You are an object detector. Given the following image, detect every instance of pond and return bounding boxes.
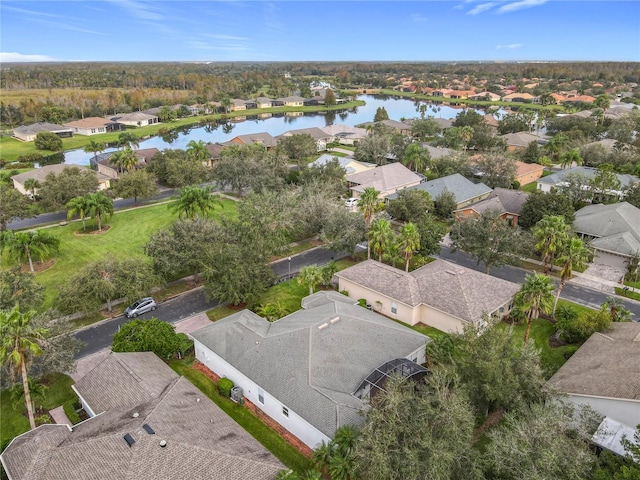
[62,95,499,166]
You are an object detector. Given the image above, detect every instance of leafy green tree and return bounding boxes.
[368,219,395,263]
[112,318,191,359]
[532,215,572,273]
[475,152,517,188]
[430,153,473,179]
[520,141,542,164]
[415,214,446,256]
[387,189,433,223]
[109,147,139,174]
[450,210,527,273]
[112,169,159,204]
[186,140,211,163]
[170,185,222,219]
[519,190,575,230]
[497,112,530,135]
[354,373,479,480]
[410,117,441,139]
[515,273,555,343]
[320,207,367,256]
[590,163,622,203]
[353,132,391,166]
[453,109,483,128]
[0,306,47,429]
[38,167,99,212]
[1,229,60,272]
[34,131,63,151]
[401,143,430,173]
[398,222,420,272]
[297,265,324,295]
[158,105,177,123]
[276,134,318,166]
[58,258,158,314]
[373,106,389,122]
[434,189,457,219]
[556,304,613,343]
[482,402,598,480]
[358,187,385,258]
[324,88,336,107]
[148,149,210,188]
[0,267,44,311]
[22,178,40,198]
[0,184,34,230]
[553,237,592,315]
[593,94,611,125]
[85,191,114,231]
[623,181,640,208]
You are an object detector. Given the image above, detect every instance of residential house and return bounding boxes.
[573,202,640,270]
[563,95,596,105]
[110,112,158,127]
[432,117,454,132]
[501,131,549,151]
[422,144,455,160]
[11,164,110,196]
[536,166,639,196]
[277,96,305,107]
[387,173,492,209]
[310,154,375,175]
[95,148,160,179]
[227,132,278,150]
[482,114,500,130]
[320,124,368,146]
[278,127,332,152]
[335,259,520,333]
[229,99,247,111]
[255,97,274,109]
[357,119,412,135]
[454,188,529,226]
[515,161,545,186]
[13,122,73,142]
[547,322,640,430]
[346,162,422,199]
[63,117,125,136]
[501,92,539,103]
[205,143,225,167]
[447,89,476,99]
[470,92,502,101]
[191,292,429,450]
[0,352,283,480]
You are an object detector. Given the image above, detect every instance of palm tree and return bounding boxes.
[1,229,60,272]
[66,195,89,230]
[186,140,211,164]
[603,296,633,323]
[297,265,323,295]
[255,302,289,322]
[593,95,610,125]
[83,140,105,162]
[368,219,394,263]
[401,143,430,173]
[515,273,555,344]
[311,440,335,472]
[553,237,592,315]
[11,377,47,412]
[170,186,222,219]
[0,306,48,429]
[559,148,583,169]
[532,215,571,274]
[22,178,40,198]
[85,191,114,231]
[357,187,384,259]
[118,132,140,150]
[397,222,420,272]
[109,148,139,174]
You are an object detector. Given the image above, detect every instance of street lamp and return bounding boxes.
[288,257,292,280]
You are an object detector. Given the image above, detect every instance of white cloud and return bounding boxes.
[411,13,428,22]
[0,52,57,62]
[497,0,549,14]
[496,43,523,49]
[107,0,164,21]
[467,2,497,15]
[204,34,249,41]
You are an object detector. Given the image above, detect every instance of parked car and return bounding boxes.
[124,297,157,318]
[345,197,358,207]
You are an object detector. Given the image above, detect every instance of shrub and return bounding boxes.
[556,306,612,343]
[357,298,367,307]
[218,377,234,398]
[63,399,82,424]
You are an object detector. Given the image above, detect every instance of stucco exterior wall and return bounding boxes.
[338,278,417,325]
[567,394,640,427]
[418,305,466,333]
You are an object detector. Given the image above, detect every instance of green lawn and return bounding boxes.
[8,200,237,309]
[167,357,311,473]
[520,182,539,193]
[1,373,77,450]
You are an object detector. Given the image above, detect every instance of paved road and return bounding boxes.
[8,189,177,230]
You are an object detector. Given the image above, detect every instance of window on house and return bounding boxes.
[391,302,397,314]
[282,406,289,417]
[258,388,264,404]
[91,129,96,133]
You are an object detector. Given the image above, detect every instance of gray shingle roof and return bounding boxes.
[346,163,421,195]
[458,188,529,216]
[574,202,640,256]
[500,131,549,148]
[11,164,91,185]
[191,300,428,438]
[1,353,282,480]
[335,260,520,324]
[547,322,640,400]
[538,166,639,189]
[13,122,72,135]
[387,173,491,204]
[279,127,331,141]
[230,132,277,147]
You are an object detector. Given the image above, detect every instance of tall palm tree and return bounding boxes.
[186,140,211,164]
[109,148,139,174]
[83,140,105,162]
[66,195,90,230]
[117,132,140,150]
[593,95,610,125]
[85,192,114,231]
[11,377,47,412]
[515,273,555,344]
[297,265,323,295]
[1,230,60,272]
[401,143,430,173]
[170,186,222,219]
[397,222,420,272]
[357,187,384,259]
[22,178,40,198]
[0,306,48,429]
[603,296,633,322]
[559,148,583,169]
[553,237,592,315]
[368,219,395,263]
[532,215,571,274]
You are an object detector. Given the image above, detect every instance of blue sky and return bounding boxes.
[1,1,639,62]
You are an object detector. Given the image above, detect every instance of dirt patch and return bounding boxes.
[474,408,504,441]
[21,258,55,273]
[548,334,565,348]
[75,225,111,235]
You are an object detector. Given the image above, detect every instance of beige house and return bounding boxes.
[278,96,305,107]
[515,161,545,186]
[109,112,158,127]
[63,117,124,136]
[12,164,110,196]
[96,148,160,179]
[310,154,375,175]
[335,260,520,333]
[346,163,421,199]
[13,122,73,142]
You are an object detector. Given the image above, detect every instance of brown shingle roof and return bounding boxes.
[346,163,421,195]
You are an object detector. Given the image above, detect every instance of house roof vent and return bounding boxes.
[124,433,136,448]
[142,424,155,435]
[159,440,167,448]
[132,412,139,418]
[318,323,329,330]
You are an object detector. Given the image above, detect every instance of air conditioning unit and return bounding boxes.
[230,386,244,404]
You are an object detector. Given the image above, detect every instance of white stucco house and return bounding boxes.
[191,291,429,450]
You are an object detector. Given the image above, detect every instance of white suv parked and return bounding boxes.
[124,297,157,318]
